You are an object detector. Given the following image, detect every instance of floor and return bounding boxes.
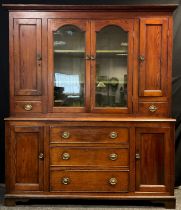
[0,185,181,209]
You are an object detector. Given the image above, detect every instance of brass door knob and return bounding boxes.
[85,55,90,60]
[109,131,118,139]
[149,105,157,113]
[62,131,70,139]
[109,153,118,161]
[24,104,33,111]
[136,153,140,160]
[91,55,96,60]
[61,177,70,185]
[39,153,44,160]
[138,55,145,62]
[62,152,71,160]
[109,177,117,185]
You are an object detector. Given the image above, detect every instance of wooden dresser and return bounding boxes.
[3,4,177,208]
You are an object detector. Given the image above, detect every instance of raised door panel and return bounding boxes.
[10,126,44,191]
[135,127,171,192]
[14,19,42,96]
[91,20,134,113]
[139,18,168,98]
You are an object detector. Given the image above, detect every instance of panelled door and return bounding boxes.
[9,125,44,191]
[48,19,134,113]
[14,19,42,96]
[139,18,168,99]
[135,127,172,192]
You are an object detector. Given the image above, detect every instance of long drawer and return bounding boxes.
[50,147,129,167]
[50,170,129,192]
[50,126,129,143]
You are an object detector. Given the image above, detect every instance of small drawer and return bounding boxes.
[50,170,129,192]
[50,147,129,167]
[139,102,169,116]
[50,127,128,143]
[15,101,42,113]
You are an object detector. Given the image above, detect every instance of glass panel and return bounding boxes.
[53,25,85,107]
[95,26,128,108]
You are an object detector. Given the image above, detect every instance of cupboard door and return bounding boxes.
[14,19,42,96]
[10,126,44,191]
[48,19,90,113]
[139,18,168,98]
[91,20,134,113]
[135,127,172,192]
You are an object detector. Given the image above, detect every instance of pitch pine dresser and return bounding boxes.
[3,3,178,208]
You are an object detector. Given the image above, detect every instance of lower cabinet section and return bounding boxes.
[5,119,175,208]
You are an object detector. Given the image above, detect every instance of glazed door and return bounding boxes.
[135,127,172,192]
[9,125,44,191]
[91,20,134,113]
[48,19,90,113]
[14,19,42,96]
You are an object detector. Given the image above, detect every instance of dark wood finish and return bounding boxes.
[15,101,42,113]
[135,127,172,192]
[138,102,169,116]
[50,126,128,143]
[8,125,44,192]
[4,4,176,208]
[50,170,129,192]
[50,147,129,167]
[2,4,178,11]
[139,18,168,99]
[14,19,42,96]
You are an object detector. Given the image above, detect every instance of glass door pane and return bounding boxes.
[95,26,128,108]
[53,25,85,107]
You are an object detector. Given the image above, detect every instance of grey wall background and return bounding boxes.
[1,0,181,185]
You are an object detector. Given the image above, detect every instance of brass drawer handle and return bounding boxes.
[39,153,44,160]
[109,131,118,139]
[109,177,117,185]
[62,131,70,139]
[149,105,157,113]
[62,152,70,160]
[24,104,33,111]
[109,153,118,161]
[61,177,70,185]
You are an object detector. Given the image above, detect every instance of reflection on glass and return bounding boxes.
[53,25,85,107]
[95,26,128,108]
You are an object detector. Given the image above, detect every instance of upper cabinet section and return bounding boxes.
[139,18,168,98]
[14,19,42,96]
[6,4,175,116]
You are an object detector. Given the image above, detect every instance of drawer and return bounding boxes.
[50,170,129,192]
[50,147,129,167]
[50,127,128,143]
[15,101,42,113]
[139,102,169,116]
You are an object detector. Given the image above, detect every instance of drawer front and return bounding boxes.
[50,170,129,192]
[139,102,169,116]
[50,147,129,167]
[50,127,128,143]
[15,101,42,113]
